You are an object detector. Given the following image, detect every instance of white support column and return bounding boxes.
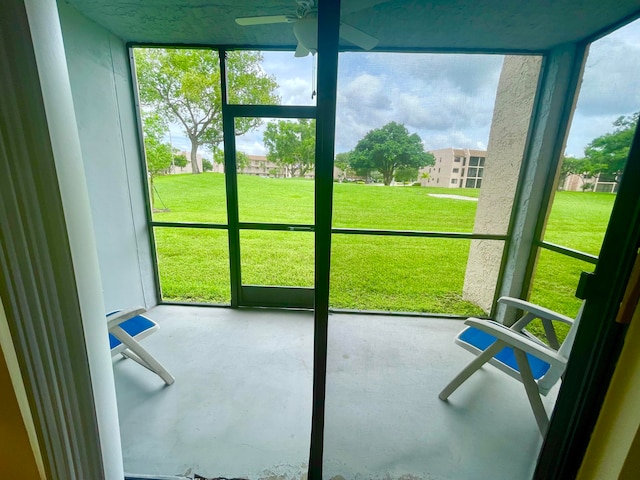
[0,1,123,478]
[463,56,543,313]
[497,44,588,323]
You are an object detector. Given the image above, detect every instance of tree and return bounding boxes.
[141,112,173,208]
[349,122,435,185]
[558,155,599,190]
[213,148,249,172]
[334,152,354,181]
[583,112,638,177]
[263,119,316,177]
[134,48,279,174]
[173,153,188,168]
[581,181,594,192]
[559,112,637,191]
[394,166,419,184]
[236,151,250,172]
[213,147,225,167]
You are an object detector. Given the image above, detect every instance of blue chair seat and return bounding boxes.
[459,326,551,380]
[108,311,156,350]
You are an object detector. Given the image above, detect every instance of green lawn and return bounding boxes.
[152,173,615,325]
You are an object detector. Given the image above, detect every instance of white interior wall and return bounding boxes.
[2,0,126,476]
[58,2,156,311]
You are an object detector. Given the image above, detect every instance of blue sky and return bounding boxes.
[169,17,640,160]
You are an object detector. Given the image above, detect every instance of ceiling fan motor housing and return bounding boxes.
[293,16,318,53]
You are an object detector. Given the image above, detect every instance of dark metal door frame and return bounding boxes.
[220,54,317,309]
[534,98,640,479]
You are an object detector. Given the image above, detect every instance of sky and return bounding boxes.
[168,18,640,160]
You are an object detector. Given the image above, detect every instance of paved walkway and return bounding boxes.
[428,194,479,202]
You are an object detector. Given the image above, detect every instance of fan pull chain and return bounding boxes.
[311,53,317,99]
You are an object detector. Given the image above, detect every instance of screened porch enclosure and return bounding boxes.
[126,44,561,479]
[143,50,542,317]
[50,1,640,480]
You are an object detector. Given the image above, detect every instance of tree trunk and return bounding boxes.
[190,139,201,174]
[383,170,393,186]
[149,174,155,210]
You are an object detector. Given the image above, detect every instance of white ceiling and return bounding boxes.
[63,0,640,52]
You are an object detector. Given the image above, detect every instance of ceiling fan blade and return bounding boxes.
[235,15,291,26]
[295,42,310,57]
[340,22,378,50]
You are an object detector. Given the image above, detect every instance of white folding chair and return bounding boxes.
[439,296,584,434]
[108,307,175,385]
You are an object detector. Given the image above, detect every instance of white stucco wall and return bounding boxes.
[463,56,542,312]
[58,3,156,311]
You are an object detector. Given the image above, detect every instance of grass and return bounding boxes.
[152,173,615,325]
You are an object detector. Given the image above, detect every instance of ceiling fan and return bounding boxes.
[235,0,379,57]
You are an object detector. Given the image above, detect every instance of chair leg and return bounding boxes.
[513,349,549,435]
[439,341,505,400]
[121,349,156,372]
[111,326,175,385]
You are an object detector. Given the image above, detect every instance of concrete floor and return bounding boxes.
[113,306,559,480]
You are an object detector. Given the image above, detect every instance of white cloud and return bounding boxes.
[334,52,502,152]
[236,124,268,156]
[165,19,640,162]
[564,18,640,156]
[236,138,267,156]
[279,77,315,105]
[422,131,479,152]
[262,51,316,106]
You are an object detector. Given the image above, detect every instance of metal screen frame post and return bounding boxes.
[220,48,243,307]
[308,0,340,478]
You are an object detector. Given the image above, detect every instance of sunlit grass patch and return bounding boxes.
[152,172,614,322]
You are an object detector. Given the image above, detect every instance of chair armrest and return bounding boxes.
[498,296,574,325]
[107,307,147,329]
[465,318,567,367]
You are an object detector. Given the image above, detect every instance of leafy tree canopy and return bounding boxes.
[334,152,351,172]
[583,112,638,176]
[558,155,599,191]
[334,151,355,179]
[141,112,173,208]
[560,155,600,178]
[394,166,419,184]
[213,148,225,166]
[135,48,279,174]
[173,153,188,168]
[263,119,316,177]
[236,151,250,172]
[213,148,250,172]
[349,122,434,185]
[560,112,638,190]
[142,112,173,177]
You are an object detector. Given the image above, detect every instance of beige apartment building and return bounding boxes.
[241,154,287,177]
[169,152,318,178]
[420,148,487,188]
[562,173,619,192]
[170,153,281,176]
